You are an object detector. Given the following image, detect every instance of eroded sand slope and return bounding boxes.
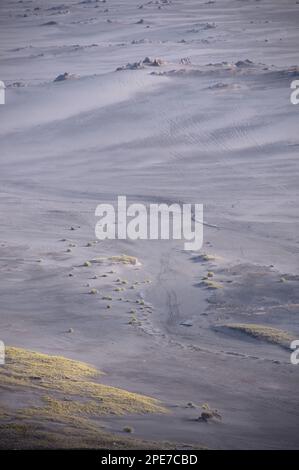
[0,0,299,449]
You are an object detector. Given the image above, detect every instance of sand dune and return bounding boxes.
[0,0,299,449]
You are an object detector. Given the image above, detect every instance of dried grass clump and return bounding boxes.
[89,255,140,266]
[128,314,140,326]
[89,288,99,295]
[109,255,140,266]
[198,403,221,422]
[0,347,166,418]
[201,279,223,290]
[224,323,294,348]
[123,426,134,433]
[0,350,205,449]
[201,254,216,262]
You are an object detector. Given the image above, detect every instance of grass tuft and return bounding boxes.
[201,279,223,290]
[109,255,140,266]
[201,254,216,262]
[198,403,221,422]
[224,323,294,348]
[89,288,99,295]
[123,426,134,433]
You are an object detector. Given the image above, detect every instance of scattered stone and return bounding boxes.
[116,57,165,71]
[180,57,191,65]
[180,320,193,327]
[41,21,58,26]
[54,72,77,82]
[235,59,254,68]
[186,402,196,408]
